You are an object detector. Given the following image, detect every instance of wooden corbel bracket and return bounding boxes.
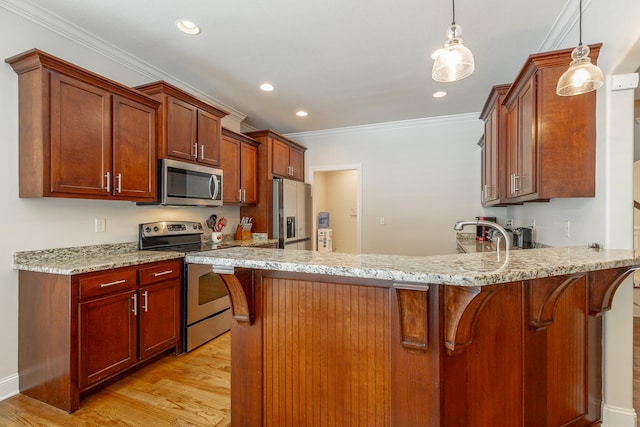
[220,273,254,325]
[588,266,639,316]
[443,284,501,354]
[528,274,585,329]
[393,283,430,351]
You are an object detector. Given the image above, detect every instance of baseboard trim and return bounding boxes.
[602,403,637,427]
[0,373,19,401]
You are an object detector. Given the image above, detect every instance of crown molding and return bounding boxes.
[285,112,481,140]
[538,0,594,52]
[0,0,247,124]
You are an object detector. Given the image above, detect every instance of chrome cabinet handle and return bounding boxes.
[100,279,125,288]
[192,143,198,158]
[105,172,111,193]
[142,291,148,313]
[238,189,243,202]
[153,270,173,277]
[200,144,205,160]
[514,174,521,192]
[131,294,138,316]
[116,173,122,193]
[242,189,246,202]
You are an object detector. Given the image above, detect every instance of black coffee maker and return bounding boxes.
[513,226,533,249]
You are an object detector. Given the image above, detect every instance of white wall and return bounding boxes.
[291,115,494,256]
[0,7,243,399]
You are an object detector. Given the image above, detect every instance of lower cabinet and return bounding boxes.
[18,258,182,412]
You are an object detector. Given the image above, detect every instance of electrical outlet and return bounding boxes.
[379,216,385,225]
[95,218,106,233]
[505,219,513,228]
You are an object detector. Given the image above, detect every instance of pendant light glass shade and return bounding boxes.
[556,0,603,96]
[556,44,603,96]
[432,24,475,82]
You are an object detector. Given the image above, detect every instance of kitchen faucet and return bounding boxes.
[453,219,511,257]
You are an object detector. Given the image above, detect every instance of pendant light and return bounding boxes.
[556,0,603,96]
[432,0,475,82]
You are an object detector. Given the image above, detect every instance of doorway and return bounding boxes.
[309,165,361,253]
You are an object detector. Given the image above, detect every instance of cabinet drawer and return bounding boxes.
[78,269,137,300]
[139,260,182,286]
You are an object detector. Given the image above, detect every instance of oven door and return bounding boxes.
[186,263,231,325]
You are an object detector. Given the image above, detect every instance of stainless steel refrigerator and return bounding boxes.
[273,177,311,249]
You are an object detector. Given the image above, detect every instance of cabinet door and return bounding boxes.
[272,138,291,178]
[505,100,519,200]
[78,290,137,389]
[517,78,536,197]
[50,72,111,197]
[197,110,221,166]
[166,96,197,161]
[221,135,241,203]
[240,142,257,203]
[139,280,181,360]
[289,146,304,181]
[112,95,157,201]
[484,108,499,203]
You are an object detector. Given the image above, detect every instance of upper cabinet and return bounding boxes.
[240,130,307,234]
[6,49,160,202]
[479,84,510,207]
[481,45,601,205]
[503,45,601,203]
[135,81,228,167]
[221,128,259,205]
[245,129,306,182]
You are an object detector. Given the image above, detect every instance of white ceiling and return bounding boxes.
[6,0,576,133]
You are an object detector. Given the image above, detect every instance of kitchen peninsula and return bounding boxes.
[186,246,640,427]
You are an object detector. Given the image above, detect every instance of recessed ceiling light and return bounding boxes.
[433,91,447,98]
[260,83,275,92]
[176,19,201,35]
[296,111,308,117]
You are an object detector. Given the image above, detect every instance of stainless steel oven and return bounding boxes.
[185,264,232,352]
[139,221,233,352]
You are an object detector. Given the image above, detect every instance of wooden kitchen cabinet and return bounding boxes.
[18,258,182,412]
[270,135,305,180]
[221,128,258,205]
[479,84,510,206]
[501,45,600,203]
[135,81,228,166]
[241,130,307,234]
[6,49,159,202]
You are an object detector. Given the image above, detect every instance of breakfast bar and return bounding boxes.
[186,246,640,427]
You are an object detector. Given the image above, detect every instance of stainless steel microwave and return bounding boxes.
[159,159,223,207]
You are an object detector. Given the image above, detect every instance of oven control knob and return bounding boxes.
[144,226,151,233]
[192,224,197,230]
[153,226,159,232]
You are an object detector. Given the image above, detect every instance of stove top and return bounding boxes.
[138,221,233,252]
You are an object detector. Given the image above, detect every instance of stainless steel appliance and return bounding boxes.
[139,221,233,352]
[154,159,223,207]
[273,177,312,249]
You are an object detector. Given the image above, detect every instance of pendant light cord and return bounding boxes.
[452,0,456,25]
[578,0,583,46]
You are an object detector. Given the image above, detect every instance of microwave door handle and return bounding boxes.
[210,174,219,200]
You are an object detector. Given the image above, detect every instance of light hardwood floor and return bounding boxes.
[0,332,231,426]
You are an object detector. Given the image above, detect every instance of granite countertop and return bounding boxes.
[13,238,278,275]
[186,246,640,287]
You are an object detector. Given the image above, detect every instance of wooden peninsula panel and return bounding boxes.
[219,264,636,427]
